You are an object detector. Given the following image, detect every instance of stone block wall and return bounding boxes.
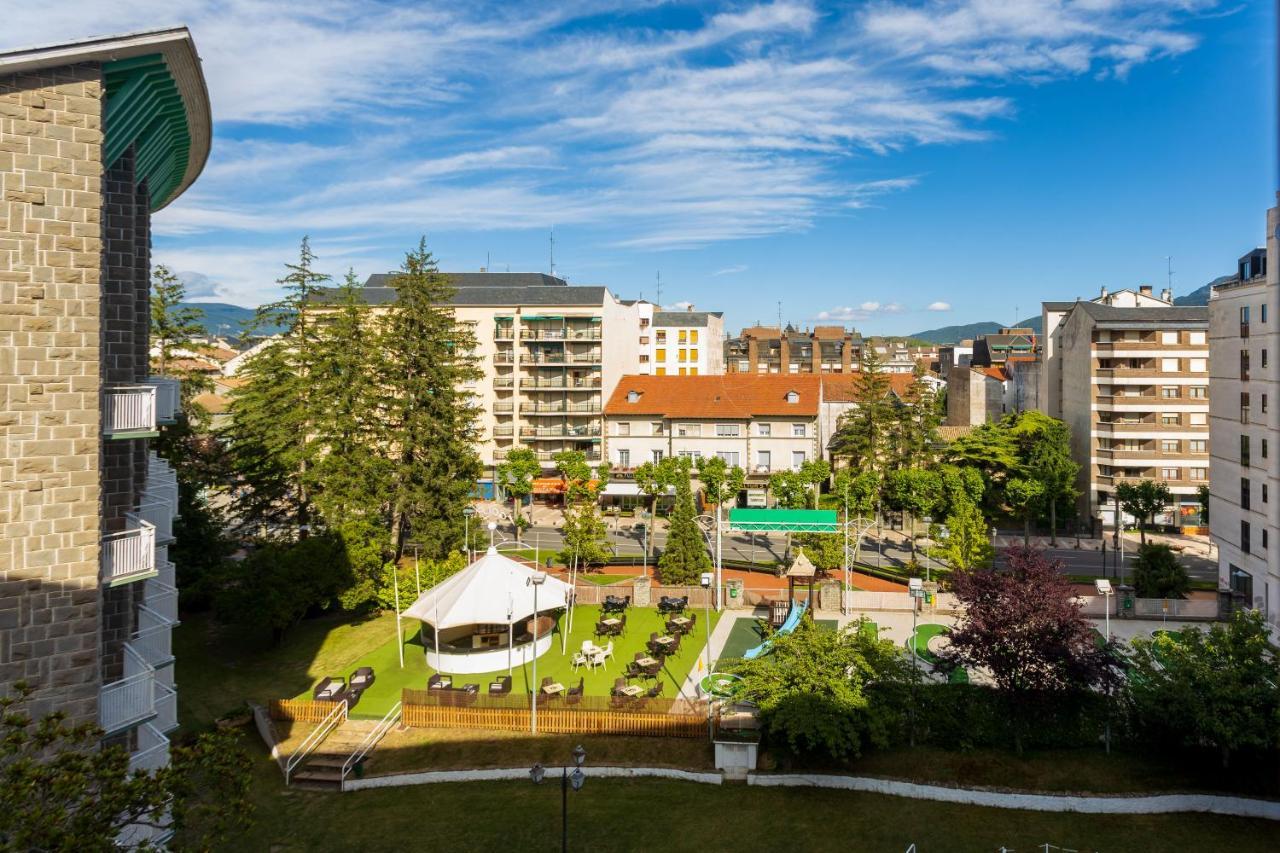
[0,63,105,724]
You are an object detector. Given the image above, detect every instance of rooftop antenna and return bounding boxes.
[655,271,662,308]
[486,251,490,272]
[1165,256,1174,291]
[777,301,782,331]
[549,230,555,277]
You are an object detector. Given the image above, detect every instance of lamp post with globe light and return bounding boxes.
[530,744,586,853]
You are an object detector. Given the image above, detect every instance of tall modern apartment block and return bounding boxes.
[0,27,210,797]
[1209,204,1279,625]
[1040,288,1210,530]
[344,273,653,487]
[646,309,725,376]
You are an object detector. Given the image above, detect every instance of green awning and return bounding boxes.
[728,508,840,533]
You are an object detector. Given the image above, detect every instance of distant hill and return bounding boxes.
[1173,276,1231,307]
[180,302,285,337]
[909,316,1041,344]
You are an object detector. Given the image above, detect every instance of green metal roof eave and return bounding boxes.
[728,508,840,532]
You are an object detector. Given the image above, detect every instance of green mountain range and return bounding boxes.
[178,302,284,337]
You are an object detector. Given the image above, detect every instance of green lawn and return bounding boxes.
[220,744,1280,853]
[907,623,950,664]
[291,604,721,717]
[718,615,840,661]
[578,574,637,586]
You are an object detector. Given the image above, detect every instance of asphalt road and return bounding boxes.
[507,522,1218,585]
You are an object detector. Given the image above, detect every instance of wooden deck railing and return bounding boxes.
[400,689,707,738]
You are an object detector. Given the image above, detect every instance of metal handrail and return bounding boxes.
[340,701,401,791]
[285,699,348,784]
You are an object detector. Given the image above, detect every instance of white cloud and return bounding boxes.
[712,264,748,276]
[927,301,953,311]
[663,301,697,311]
[815,301,904,321]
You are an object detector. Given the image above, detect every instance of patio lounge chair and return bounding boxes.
[488,676,512,695]
[609,677,628,697]
[571,651,589,670]
[645,682,663,699]
[313,677,344,701]
[427,673,449,691]
[566,678,584,704]
[349,666,375,690]
[624,661,642,679]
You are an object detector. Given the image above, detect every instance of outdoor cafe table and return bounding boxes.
[542,682,566,696]
[601,617,621,627]
[670,616,691,628]
[635,656,658,668]
[654,636,676,648]
[618,684,644,697]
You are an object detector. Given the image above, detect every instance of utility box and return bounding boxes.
[726,579,745,608]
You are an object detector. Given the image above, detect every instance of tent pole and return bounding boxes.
[509,620,514,675]
[393,565,404,668]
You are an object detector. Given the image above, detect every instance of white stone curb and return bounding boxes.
[748,773,1280,821]
[345,765,723,792]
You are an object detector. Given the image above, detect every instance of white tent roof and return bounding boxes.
[402,548,571,630]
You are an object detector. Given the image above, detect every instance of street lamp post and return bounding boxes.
[527,571,546,734]
[908,577,925,673]
[463,505,476,561]
[488,520,498,549]
[700,571,714,738]
[530,745,586,853]
[1095,578,1113,639]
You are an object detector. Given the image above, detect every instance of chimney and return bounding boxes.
[1140,285,1153,296]
[687,304,694,312]
[1161,288,1172,303]
[1100,286,1108,299]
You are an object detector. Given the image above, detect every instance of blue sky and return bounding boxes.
[9,1,1274,334]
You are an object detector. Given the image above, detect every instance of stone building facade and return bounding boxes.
[0,28,211,802]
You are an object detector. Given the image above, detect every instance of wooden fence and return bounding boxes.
[401,689,708,738]
[269,698,344,723]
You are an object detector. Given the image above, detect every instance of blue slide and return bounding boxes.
[743,600,807,660]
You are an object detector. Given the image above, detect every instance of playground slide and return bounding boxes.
[743,600,807,660]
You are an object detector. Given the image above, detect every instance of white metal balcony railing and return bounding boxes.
[144,579,179,624]
[129,722,170,774]
[133,606,175,668]
[143,376,181,424]
[136,499,174,544]
[102,518,157,585]
[104,385,157,436]
[100,645,155,734]
[155,556,176,588]
[153,682,178,733]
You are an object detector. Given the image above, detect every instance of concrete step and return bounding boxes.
[293,766,343,783]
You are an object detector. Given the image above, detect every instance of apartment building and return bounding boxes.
[337,273,653,486]
[0,27,209,819]
[818,373,916,452]
[1040,288,1209,529]
[647,309,725,376]
[725,325,863,375]
[602,375,822,504]
[946,355,1040,426]
[1210,216,1278,624]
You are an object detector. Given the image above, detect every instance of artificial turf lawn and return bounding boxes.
[908,623,950,664]
[717,615,840,660]
[224,743,1280,853]
[291,604,721,717]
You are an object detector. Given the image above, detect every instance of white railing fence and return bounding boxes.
[129,722,170,774]
[100,669,155,734]
[133,606,174,668]
[102,519,156,583]
[153,682,178,732]
[285,699,349,784]
[341,701,402,791]
[143,376,181,422]
[136,499,173,543]
[104,385,157,435]
[144,579,179,623]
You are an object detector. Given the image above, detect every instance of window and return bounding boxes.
[1263,305,1269,323]
[1189,386,1207,399]
[1242,520,1252,554]
[1190,439,1207,453]
[757,423,772,437]
[716,423,741,437]
[677,349,687,363]
[618,449,630,468]
[1161,440,1179,453]
[1161,412,1180,426]
[1161,358,1179,373]
[676,423,700,437]
[1264,394,1270,414]
[756,450,771,471]
[690,330,699,344]
[639,336,650,345]
[678,449,702,460]
[651,449,664,463]
[1161,467,1180,480]
[792,423,806,437]
[1189,412,1207,426]
[792,451,806,469]
[1161,331,1178,345]
[1241,306,1251,324]
[639,354,650,363]
[785,391,799,403]
[1242,477,1251,511]
[1189,467,1207,481]
[678,367,687,376]
[1265,349,1270,369]
[1190,358,1207,373]
[640,317,650,328]
[1242,392,1251,424]
[656,348,666,363]
[1241,435,1251,466]
[737,360,750,371]
[1241,350,1250,379]
[716,451,739,466]
[1264,439,1269,459]
[651,422,664,435]
[1189,330,1206,345]
[1264,529,1269,551]
[1265,484,1270,504]
[678,330,687,344]
[616,422,631,436]
[655,367,666,376]
[1161,386,1179,398]
[656,331,667,343]
[689,349,699,363]
[689,367,698,376]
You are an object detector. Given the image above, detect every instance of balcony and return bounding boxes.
[102,519,157,585]
[129,723,170,774]
[533,449,600,462]
[492,425,514,437]
[136,499,174,544]
[519,402,602,415]
[104,386,157,437]
[520,425,602,439]
[524,377,601,390]
[493,401,514,413]
[133,606,175,668]
[494,325,515,340]
[493,376,515,388]
[153,682,178,733]
[520,327,603,341]
[494,352,515,365]
[143,377,181,424]
[144,579,179,624]
[100,654,155,735]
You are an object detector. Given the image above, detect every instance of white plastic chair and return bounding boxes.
[602,641,614,662]
[571,652,588,671]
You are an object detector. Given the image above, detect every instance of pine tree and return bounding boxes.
[150,265,212,426]
[658,469,711,584]
[896,363,941,468]
[830,348,894,475]
[375,239,483,561]
[223,239,331,536]
[496,447,541,541]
